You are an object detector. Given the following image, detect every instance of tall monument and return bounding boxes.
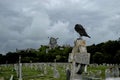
[49,37,58,49]
[68,24,90,80]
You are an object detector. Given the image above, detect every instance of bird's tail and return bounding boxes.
[87,35,91,38]
[88,36,91,38]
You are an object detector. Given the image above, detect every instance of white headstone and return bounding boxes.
[18,56,22,80]
[84,65,87,73]
[44,65,47,74]
[54,69,60,78]
[18,63,22,80]
[74,53,90,64]
[10,75,14,80]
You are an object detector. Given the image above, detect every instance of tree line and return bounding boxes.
[0,39,120,64]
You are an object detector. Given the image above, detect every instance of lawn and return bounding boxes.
[0,63,109,80]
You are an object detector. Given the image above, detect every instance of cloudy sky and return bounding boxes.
[0,0,120,54]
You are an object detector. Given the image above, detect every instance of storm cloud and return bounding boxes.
[0,0,120,54]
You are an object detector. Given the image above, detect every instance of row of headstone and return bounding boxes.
[85,64,120,80]
[105,66,119,78]
[1,62,120,80]
[89,64,120,68]
[14,62,71,79]
[21,63,120,80]
[21,63,70,71]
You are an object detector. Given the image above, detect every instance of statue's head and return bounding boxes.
[49,37,58,45]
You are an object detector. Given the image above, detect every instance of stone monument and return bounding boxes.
[68,24,90,80]
[49,37,58,49]
[18,56,22,80]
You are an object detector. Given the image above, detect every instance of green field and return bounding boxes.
[0,63,112,80]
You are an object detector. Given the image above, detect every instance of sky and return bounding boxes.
[0,0,120,54]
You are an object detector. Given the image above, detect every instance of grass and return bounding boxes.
[0,63,113,80]
[0,64,16,80]
[87,65,108,79]
[0,63,67,80]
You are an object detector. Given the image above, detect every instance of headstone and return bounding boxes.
[10,75,14,80]
[34,64,38,71]
[30,61,33,69]
[46,49,49,53]
[68,39,90,80]
[113,66,119,77]
[14,64,17,71]
[84,65,87,73]
[53,68,60,78]
[106,78,120,80]
[53,62,60,78]
[44,64,47,74]
[18,56,22,80]
[66,66,71,80]
[74,53,90,64]
[105,66,120,78]
[14,64,19,77]
[39,64,43,71]
[105,69,112,78]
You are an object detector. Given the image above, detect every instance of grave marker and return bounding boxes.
[18,56,22,80]
[68,39,90,80]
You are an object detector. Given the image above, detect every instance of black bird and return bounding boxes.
[74,24,90,38]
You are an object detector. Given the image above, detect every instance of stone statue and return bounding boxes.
[74,24,90,38]
[68,24,90,80]
[49,37,58,49]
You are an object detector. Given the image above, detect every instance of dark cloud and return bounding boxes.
[0,0,120,54]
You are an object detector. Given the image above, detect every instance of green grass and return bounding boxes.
[0,65,16,80]
[21,64,67,80]
[0,63,110,80]
[87,65,108,79]
[0,63,67,80]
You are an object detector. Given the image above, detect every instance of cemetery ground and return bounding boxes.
[0,63,119,80]
[0,63,68,80]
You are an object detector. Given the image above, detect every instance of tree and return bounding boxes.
[6,52,19,63]
[113,50,120,63]
[92,52,105,64]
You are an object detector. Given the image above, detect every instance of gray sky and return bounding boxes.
[0,0,120,54]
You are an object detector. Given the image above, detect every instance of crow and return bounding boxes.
[74,24,90,38]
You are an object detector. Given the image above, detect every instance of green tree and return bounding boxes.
[92,52,105,64]
[6,52,19,63]
[113,50,120,63]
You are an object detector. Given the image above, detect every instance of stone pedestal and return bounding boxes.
[68,39,90,80]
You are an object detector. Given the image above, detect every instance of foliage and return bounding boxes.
[0,39,120,64]
[87,40,120,64]
[92,52,105,64]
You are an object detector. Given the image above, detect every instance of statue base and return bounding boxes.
[68,39,90,80]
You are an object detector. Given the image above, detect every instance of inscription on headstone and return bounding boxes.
[75,53,90,64]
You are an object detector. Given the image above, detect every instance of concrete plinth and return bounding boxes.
[68,39,90,80]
